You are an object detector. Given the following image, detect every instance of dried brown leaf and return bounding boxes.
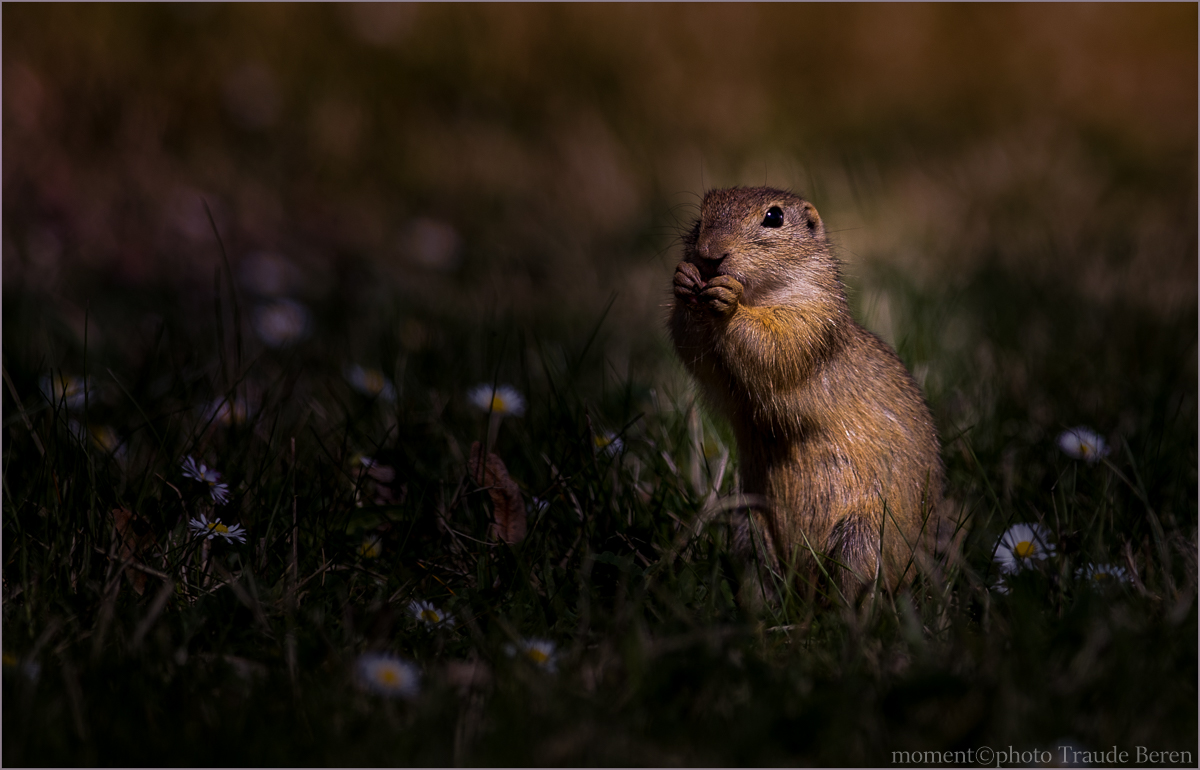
[111,507,156,595]
[468,442,526,544]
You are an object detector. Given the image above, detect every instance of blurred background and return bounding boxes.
[3,7,1197,764]
[3,2,1197,412]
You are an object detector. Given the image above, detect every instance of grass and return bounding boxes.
[2,4,1196,766]
[2,250,1195,765]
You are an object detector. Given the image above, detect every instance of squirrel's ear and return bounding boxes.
[801,202,823,235]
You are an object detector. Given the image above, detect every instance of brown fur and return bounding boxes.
[670,187,945,601]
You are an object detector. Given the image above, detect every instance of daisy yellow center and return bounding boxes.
[93,427,118,450]
[377,667,401,685]
[1093,571,1112,582]
[420,609,440,623]
[1014,540,1036,559]
[595,435,612,448]
[2,653,17,666]
[208,522,230,534]
[526,648,549,664]
[363,371,385,394]
[490,395,509,412]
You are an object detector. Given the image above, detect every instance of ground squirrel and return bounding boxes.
[670,186,945,602]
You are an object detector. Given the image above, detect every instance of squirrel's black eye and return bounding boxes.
[761,206,784,228]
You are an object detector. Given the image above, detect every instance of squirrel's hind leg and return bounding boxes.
[822,511,886,603]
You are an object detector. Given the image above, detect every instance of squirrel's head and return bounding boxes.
[683,187,835,306]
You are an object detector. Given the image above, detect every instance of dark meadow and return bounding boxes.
[2,4,1196,766]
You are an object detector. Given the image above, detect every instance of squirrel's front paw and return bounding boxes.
[700,275,743,317]
[673,261,705,305]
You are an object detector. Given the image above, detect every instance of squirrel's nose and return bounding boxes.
[697,239,727,262]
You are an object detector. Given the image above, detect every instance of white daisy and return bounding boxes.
[505,638,557,672]
[344,365,397,402]
[467,384,525,417]
[90,425,123,455]
[40,374,89,410]
[355,456,403,505]
[2,652,41,682]
[355,652,421,699]
[529,497,549,515]
[994,522,1056,574]
[181,456,231,504]
[1076,562,1131,586]
[182,456,215,483]
[66,418,88,443]
[251,298,312,348]
[360,456,396,483]
[409,600,455,628]
[68,422,127,462]
[594,432,624,456]
[1056,427,1109,463]
[188,514,247,544]
[202,396,251,427]
[359,534,383,559]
